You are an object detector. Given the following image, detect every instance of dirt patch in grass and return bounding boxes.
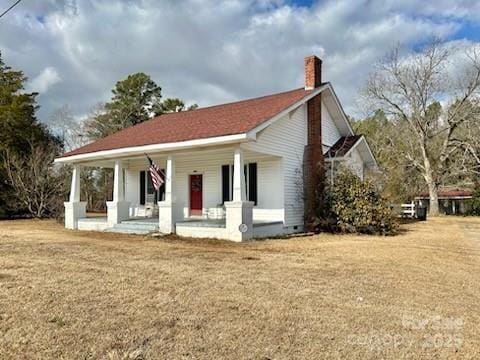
[0,217,479,359]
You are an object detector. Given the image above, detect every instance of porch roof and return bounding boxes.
[324,135,362,158]
[57,87,322,163]
[324,135,377,167]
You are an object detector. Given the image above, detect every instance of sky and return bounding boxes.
[1,0,480,124]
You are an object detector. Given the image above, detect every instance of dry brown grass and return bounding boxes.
[0,217,479,359]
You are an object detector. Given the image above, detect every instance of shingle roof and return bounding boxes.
[418,190,473,199]
[324,135,362,158]
[61,87,314,158]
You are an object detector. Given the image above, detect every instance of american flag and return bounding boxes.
[146,154,164,191]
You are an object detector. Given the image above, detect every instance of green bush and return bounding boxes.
[320,168,398,235]
[466,188,480,216]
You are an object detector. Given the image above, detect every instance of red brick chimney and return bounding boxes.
[304,55,322,90]
[303,55,324,230]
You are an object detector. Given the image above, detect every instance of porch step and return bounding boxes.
[106,220,159,235]
[121,220,159,227]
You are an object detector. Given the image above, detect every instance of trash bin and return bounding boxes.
[416,206,427,221]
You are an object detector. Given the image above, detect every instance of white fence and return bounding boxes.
[401,201,415,218]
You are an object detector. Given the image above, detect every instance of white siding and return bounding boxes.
[124,149,283,223]
[243,104,306,227]
[125,169,140,216]
[254,159,284,222]
[322,100,341,148]
[173,151,283,222]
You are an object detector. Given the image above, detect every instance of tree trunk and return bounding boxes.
[428,184,440,216]
[423,166,440,216]
[420,140,440,216]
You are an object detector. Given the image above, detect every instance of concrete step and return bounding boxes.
[114,223,158,231]
[105,227,154,235]
[106,221,159,235]
[121,220,158,226]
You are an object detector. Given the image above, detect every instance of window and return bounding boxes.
[221,163,257,205]
[140,170,165,205]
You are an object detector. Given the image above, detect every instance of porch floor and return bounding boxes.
[77,217,285,237]
[176,219,226,228]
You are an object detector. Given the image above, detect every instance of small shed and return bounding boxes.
[415,189,473,215]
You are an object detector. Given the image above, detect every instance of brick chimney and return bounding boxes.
[303,55,324,230]
[304,55,322,90]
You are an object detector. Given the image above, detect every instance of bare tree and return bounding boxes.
[460,115,480,176]
[49,105,87,152]
[4,141,67,218]
[364,42,480,215]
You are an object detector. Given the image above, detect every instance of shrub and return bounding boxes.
[319,167,398,235]
[466,187,480,216]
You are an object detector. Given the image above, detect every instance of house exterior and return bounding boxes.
[55,56,376,241]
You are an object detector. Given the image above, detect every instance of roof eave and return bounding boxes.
[54,133,251,164]
[324,83,355,136]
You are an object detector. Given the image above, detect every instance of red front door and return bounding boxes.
[189,174,203,216]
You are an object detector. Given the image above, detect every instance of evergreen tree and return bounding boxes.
[85,73,163,140]
[85,73,197,140]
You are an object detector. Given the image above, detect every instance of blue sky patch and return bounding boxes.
[452,21,480,41]
[289,0,315,8]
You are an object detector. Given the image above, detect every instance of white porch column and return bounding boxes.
[225,147,254,241]
[64,164,86,229]
[158,155,175,233]
[112,160,125,202]
[70,165,81,202]
[232,147,247,202]
[106,160,130,225]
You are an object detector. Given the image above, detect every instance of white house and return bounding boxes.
[55,56,376,241]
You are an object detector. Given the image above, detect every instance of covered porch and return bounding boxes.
[64,145,288,241]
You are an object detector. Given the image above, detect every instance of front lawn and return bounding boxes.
[0,217,479,358]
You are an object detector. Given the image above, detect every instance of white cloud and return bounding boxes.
[27,66,61,93]
[0,0,477,121]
